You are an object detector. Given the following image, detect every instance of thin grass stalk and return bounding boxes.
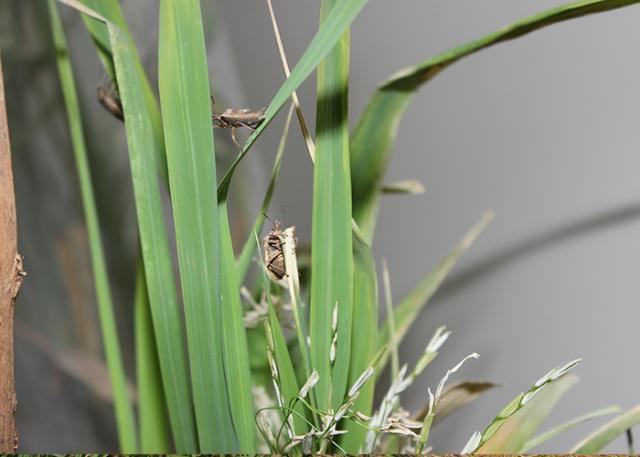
[266,0,315,162]
[47,1,136,450]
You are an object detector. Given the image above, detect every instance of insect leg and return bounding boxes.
[230,127,241,148]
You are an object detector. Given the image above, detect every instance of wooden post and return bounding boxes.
[0,52,24,453]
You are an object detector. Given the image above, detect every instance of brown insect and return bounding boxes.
[97,78,124,121]
[263,217,286,281]
[211,97,266,147]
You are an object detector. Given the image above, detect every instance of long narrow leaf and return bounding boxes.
[217,0,369,199]
[219,203,256,451]
[523,405,621,452]
[351,0,640,241]
[570,404,640,453]
[134,265,170,452]
[341,223,378,452]
[377,211,493,372]
[48,2,136,451]
[310,0,353,411]
[158,0,233,451]
[108,20,198,452]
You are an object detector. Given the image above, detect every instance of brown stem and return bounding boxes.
[0,53,24,453]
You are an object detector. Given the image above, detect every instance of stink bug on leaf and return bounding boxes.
[211,97,266,147]
[263,218,285,281]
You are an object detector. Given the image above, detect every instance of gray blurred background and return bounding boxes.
[1,0,639,452]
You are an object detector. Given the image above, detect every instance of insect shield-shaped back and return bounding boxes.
[263,221,286,281]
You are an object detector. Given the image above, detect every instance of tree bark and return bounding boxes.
[0,52,24,453]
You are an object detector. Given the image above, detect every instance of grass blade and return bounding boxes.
[134,265,170,453]
[351,0,640,241]
[236,104,294,284]
[78,0,168,184]
[523,405,621,452]
[377,211,493,373]
[570,404,640,453]
[310,0,353,411]
[341,223,378,452]
[158,0,234,451]
[107,19,198,451]
[473,359,582,453]
[381,258,399,381]
[217,0,369,198]
[219,203,256,451]
[47,2,136,451]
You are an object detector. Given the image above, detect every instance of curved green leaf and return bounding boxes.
[351,0,640,241]
[524,404,621,452]
[571,404,640,453]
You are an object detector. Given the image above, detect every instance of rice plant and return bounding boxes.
[10,0,639,452]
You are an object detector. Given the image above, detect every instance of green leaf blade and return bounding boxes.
[341,224,378,452]
[310,0,354,412]
[523,404,621,452]
[571,404,640,453]
[158,0,233,451]
[108,22,198,451]
[219,204,257,452]
[351,0,640,241]
[134,266,170,453]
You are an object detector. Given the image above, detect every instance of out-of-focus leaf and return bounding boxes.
[523,405,621,452]
[381,179,425,195]
[570,404,640,453]
[351,0,640,241]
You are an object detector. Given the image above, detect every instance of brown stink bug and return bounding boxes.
[97,77,124,121]
[211,97,266,147]
[263,218,285,281]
